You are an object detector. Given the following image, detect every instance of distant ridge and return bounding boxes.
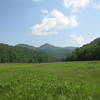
[16,44,37,50]
[0,37,99,63]
[16,43,76,57]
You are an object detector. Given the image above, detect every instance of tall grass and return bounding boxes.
[0,61,100,100]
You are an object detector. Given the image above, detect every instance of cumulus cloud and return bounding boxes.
[32,9,78,35]
[69,34,86,46]
[64,0,91,12]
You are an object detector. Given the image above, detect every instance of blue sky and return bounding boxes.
[0,0,100,47]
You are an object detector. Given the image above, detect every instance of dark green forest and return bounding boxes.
[0,37,100,63]
[65,38,100,61]
[0,44,57,63]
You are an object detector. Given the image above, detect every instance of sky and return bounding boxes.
[0,0,100,47]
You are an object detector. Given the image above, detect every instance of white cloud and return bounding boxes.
[69,34,86,46]
[32,9,78,35]
[41,9,49,14]
[93,3,100,9]
[64,0,91,12]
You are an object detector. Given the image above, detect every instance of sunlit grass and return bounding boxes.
[0,61,100,100]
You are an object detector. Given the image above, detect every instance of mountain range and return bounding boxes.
[0,37,99,63]
[16,43,76,58]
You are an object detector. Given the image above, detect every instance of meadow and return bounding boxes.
[0,61,100,100]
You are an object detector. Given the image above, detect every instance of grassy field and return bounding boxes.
[0,61,100,100]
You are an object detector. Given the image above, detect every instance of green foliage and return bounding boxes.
[17,43,76,58]
[0,61,100,100]
[65,38,100,61]
[0,43,57,63]
[90,38,100,45]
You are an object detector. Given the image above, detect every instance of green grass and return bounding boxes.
[0,61,100,100]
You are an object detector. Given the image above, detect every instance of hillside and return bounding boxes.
[0,43,56,63]
[16,43,76,57]
[16,44,36,50]
[66,37,100,61]
[89,38,100,45]
[0,37,99,63]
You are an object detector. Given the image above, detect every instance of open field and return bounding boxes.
[0,61,100,100]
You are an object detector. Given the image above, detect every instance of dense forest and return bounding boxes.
[0,37,100,63]
[0,44,57,63]
[65,38,100,61]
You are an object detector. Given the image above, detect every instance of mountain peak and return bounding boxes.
[40,43,55,48]
[15,43,76,57]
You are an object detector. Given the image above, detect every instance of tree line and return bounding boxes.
[0,43,57,63]
[0,38,100,63]
[64,38,100,61]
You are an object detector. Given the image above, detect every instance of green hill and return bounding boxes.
[38,43,76,57]
[90,38,100,45]
[0,43,56,63]
[16,43,76,58]
[66,37,100,61]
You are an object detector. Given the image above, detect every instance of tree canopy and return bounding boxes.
[65,38,100,61]
[0,43,57,63]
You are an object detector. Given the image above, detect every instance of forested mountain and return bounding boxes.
[16,44,37,50]
[16,43,76,57]
[65,38,100,61]
[38,43,76,57]
[0,37,99,63]
[0,43,57,63]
